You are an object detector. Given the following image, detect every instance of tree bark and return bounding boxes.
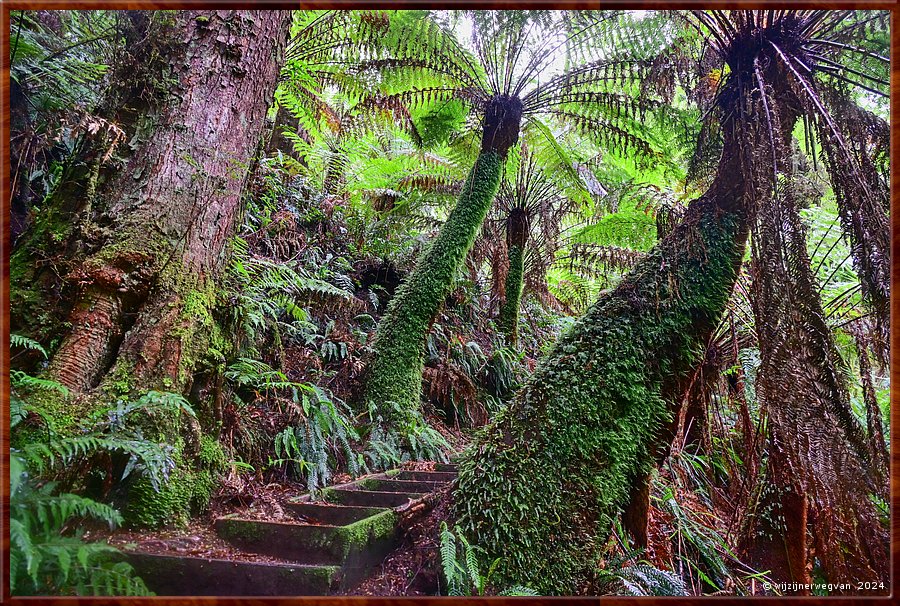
[497,208,529,343]
[453,125,758,593]
[45,10,291,399]
[451,58,809,592]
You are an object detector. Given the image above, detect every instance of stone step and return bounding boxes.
[434,462,459,472]
[215,508,399,569]
[320,488,424,508]
[356,478,444,493]
[390,469,457,483]
[126,552,341,596]
[286,502,389,525]
[130,464,453,596]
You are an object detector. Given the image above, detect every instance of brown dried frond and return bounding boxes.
[750,164,887,587]
[422,362,485,428]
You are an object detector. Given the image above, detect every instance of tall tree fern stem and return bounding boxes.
[453,60,801,592]
[497,208,529,343]
[364,96,523,424]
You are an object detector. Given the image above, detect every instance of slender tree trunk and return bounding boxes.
[364,95,522,424]
[497,208,529,343]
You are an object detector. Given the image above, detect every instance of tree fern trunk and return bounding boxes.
[364,96,522,424]
[748,168,888,590]
[497,244,525,343]
[452,74,801,590]
[497,208,529,343]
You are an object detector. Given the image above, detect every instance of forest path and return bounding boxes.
[126,464,458,596]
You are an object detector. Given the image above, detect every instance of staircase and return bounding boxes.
[127,464,457,596]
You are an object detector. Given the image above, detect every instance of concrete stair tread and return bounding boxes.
[320,488,426,508]
[215,508,398,565]
[390,469,457,482]
[356,478,446,493]
[126,551,341,596]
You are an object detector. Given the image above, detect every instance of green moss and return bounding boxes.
[105,360,136,400]
[16,385,98,436]
[497,244,525,342]
[199,435,227,470]
[125,468,194,528]
[336,508,397,554]
[365,151,503,422]
[452,199,748,594]
[125,448,219,528]
[9,205,76,347]
[124,433,225,529]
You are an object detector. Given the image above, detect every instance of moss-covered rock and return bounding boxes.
[452,198,747,594]
[125,468,195,528]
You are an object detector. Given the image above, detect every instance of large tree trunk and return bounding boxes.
[452,137,757,594]
[46,10,291,398]
[19,10,291,527]
[363,95,522,425]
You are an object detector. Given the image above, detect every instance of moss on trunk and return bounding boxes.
[452,197,748,593]
[364,151,504,420]
[364,95,522,426]
[497,245,525,342]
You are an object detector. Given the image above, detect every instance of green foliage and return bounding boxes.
[596,549,687,596]
[270,389,359,494]
[226,355,360,493]
[454,201,746,594]
[655,485,731,592]
[228,240,353,356]
[10,444,152,595]
[439,522,538,597]
[362,402,450,471]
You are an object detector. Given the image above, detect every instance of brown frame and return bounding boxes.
[1,2,896,604]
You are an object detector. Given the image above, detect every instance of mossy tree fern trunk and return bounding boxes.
[497,208,528,344]
[453,79,798,592]
[364,96,522,422]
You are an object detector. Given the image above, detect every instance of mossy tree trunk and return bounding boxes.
[497,207,529,343]
[452,78,798,592]
[363,95,522,423]
[43,10,291,400]
[453,192,750,594]
[14,10,291,526]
